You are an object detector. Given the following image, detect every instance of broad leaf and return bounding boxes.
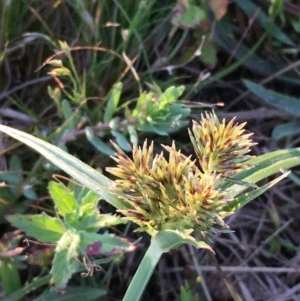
[81,232,134,255]
[65,207,125,232]
[6,213,65,243]
[51,230,81,289]
[48,181,78,217]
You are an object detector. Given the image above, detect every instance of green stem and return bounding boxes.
[122,238,163,301]
[122,230,206,301]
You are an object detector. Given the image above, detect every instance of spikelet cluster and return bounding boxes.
[107,111,255,237]
[189,112,256,175]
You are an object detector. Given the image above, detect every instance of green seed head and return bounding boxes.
[106,111,256,238]
[189,111,256,175]
[107,141,232,236]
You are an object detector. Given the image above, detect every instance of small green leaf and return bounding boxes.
[51,230,81,289]
[65,201,125,231]
[61,99,73,123]
[85,127,115,155]
[81,190,100,206]
[22,185,37,200]
[127,125,138,146]
[67,184,99,206]
[61,99,81,131]
[158,86,185,108]
[244,80,300,117]
[6,213,65,243]
[104,83,123,123]
[291,18,300,33]
[9,156,23,175]
[64,206,98,231]
[48,181,78,216]
[111,130,132,151]
[132,92,151,119]
[180,280,193,301]
[0,171,19,184]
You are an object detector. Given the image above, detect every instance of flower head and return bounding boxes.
[106,111,256,238]
[107,140,232,236]
[188,111,256,175]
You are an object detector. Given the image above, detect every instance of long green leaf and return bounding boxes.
[222,148,300,197]
[235,0,294,46]
[243,80,300,117]
[223,172,288,212]
[0,124,127,210]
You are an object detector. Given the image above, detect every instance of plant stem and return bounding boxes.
[122,238,163,301]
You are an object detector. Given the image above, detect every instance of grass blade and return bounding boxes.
[221,148,300,197]
[0,124,127,209]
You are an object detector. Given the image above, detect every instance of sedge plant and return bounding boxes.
[1,111,300,300]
